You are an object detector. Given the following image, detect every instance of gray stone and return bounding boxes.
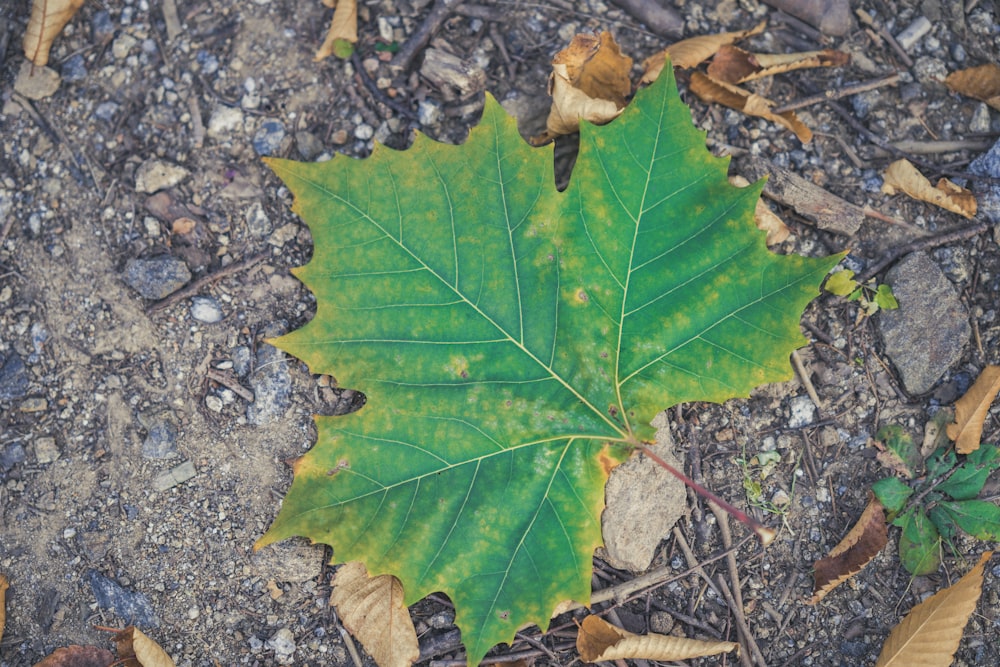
[294,131,324,160]
[135,158,190,194]
[253,120,286,156]
[61,54,87,83]
[1,442,26,471]
[141,415,179,459]
[87,569,159,627]
[879,252,970,394]
[207,105,244,139]
[788,395,817,428]
[34,436,61,464]
[190,296,224,323]
[124,256,191,299]
[13,62,61,100]
[969,137,1000,225]
[599,412,685,573]
[0,352,30,401]
[247,329,292,426]
[152,460,197,491]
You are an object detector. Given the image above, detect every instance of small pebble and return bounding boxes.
[190,296,224,323]
[135,158,190,194]
[253,120,286,156]
[34,436,60,464]
[14,62,61,100]
[19,397,47,412]
[124,256,192,299]
[354,123,374,141]
[112,33,139,59]
[419,100,442,126]
[787,395,817,428]
[0,443,26,471]
[196,50,219,74]
[268,223,299,248]
[0,352,30,401]
[266,628,296,663]
[61,54,88,82]
[970,103,992,134]
[95,101,120,122]
[152,460,197,492]
[205,395,224,412]
[141,416,179,459]
[91,10,115,43]
[207,105,245,139]
[246,202,272,238]
[894,17,932,51]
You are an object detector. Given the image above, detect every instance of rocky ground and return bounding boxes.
[1,0,999,666]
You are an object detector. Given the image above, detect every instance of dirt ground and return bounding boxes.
[1,0,998,665]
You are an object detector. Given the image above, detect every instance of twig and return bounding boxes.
[791,350,823,416]
[876,139,996,155]
[856,9,913,68]
[205,369,254,403]
[716,574,768,667]
[709,502,756,667]
[349,53,419,123]
[337,622,365,667]
[856,220,990,283]
[390,0,463,73]
[146,252,269,314]
[861,206,930,236]
[773,74,899,114]
[671,526,724,599]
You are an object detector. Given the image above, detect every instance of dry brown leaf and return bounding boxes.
[533,32,632,145]
[947,365,1000,454]
[945,63,1000,112]
[809,493,888,604]
[0,573,8,644]
[33,645,116,667]
[24,0,87,67]
[577,615,739,662]
[640,20,766,83]
[881,159,977,218]
[114,627,175,667]
[689,72,813,143]
[875,551,993,667]
[708,45,849,84]
[729,174,790,245]
[315,0,358,61]
[330,561,419,667]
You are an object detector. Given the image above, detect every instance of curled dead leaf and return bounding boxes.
[881,159,977,218]
[708,45,850,84]
[330,561,419,667]
[0,573,7,644]
[533,32,632,145]
[315,0,358,61]
[945,63,1000,112]
[577,615,738,663]
[24,0,86,67]
[114,626,176,667]
[689,72,813,143]
[875,551,992,667]
[947,365,1000,455]
[640,20,766,83]
[33,646,117,667]
[730,175,790,245]
[809,493,888,604]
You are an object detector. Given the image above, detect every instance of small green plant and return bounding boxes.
[825,269,898,317]
[737,447,792,517]
[871,422,1000,575]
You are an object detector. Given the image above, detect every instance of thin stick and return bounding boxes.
[709,503,756,667]
[672,526,724,599]
[716,574,768,667]
[773,74,899,114]
[205,368,254,402]
[390,0,463,73]
[856,221,990,283]
[641,445,776,546]
[146,252,269,314]
[861,205,930,236]
[791,350,823,416]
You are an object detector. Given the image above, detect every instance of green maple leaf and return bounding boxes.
[256,69,838,664]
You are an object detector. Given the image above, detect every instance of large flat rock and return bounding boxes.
[878,252,970,395]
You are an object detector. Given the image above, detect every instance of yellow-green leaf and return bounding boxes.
[256,68,839,664]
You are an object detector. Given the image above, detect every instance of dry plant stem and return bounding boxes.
[337,622,365,667]
[709,502,763,667]
[881,139,996,155]
[772,74,899,114]
[390,0,463,72]
[205,369,254,402]
[861,206,931,236]
[672,526,724,599]
[147,252,269,313]
[856,10,913,67]
[856,220,990,283]
[791,350,823,416]
[640,445,777,545]
[715,575,768,667]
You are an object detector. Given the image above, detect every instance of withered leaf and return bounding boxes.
[576,615,738,663]
[809,493,888,604]
[881,159,977,219]
[640,20,767,83]
[23,0,86,66]
[33,646,117,667]
[0,573,7,644]
[947,365,1000,454]
[708,45,850,84]
[945,63,1000,112]
[533,32,632,144]
[114,626,175,667]
[730,174,790,245]
[875,551,993,666]
[330,561,419,667]
[688,72,813,143]
[315,0,358,61]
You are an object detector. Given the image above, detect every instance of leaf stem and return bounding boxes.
[640,444,776,546]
